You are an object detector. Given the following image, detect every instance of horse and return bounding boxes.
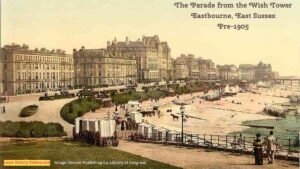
[151,110,155,116]
[141,110,154,117]
[140,111,149,117]
[171,114,179,121]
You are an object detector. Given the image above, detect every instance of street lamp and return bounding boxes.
[180,104,185,144]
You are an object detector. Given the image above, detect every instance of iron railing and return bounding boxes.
[118,131,299,159]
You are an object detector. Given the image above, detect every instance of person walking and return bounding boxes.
[267,131,276,164]
[253,133,263,165]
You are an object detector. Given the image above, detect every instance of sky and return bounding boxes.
[1,0,300,76]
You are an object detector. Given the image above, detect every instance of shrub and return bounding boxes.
[19,105,38,117]
[39,94,75,101]
[68,104,73,113]
[60,97,101,124]
[111,90,168,105]
[111,91,116,97]
[0,121,66,138]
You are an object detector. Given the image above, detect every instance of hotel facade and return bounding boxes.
[73,46,137,87]
[217,64,239,81]
[172,58,189,80]
[238,64,256,81]
[106,35,172,82]
[1,44,74,95]
[172,54,218,80]
[1,38,279,95]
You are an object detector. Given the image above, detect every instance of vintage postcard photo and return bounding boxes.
[0,0,299,168]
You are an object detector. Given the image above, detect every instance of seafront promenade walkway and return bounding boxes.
[113,140,299,169]
[118,130,299,161]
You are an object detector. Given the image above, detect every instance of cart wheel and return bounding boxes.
[103,139,108,147]
[99,139,104,147]
[113,139,119,147]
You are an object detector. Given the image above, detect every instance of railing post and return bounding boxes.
[197,134,199,147]
[204,134,206,143]
[211,135,213,146]
[243,136,246,150]
[226,135,228,147]
[217,135,220,147]
[288,139,291,155]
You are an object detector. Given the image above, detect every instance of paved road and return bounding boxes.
[0,98,76,136]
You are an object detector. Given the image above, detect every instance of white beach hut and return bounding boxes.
[127,100,140,112]
[75,117,83,134]
[144,124,154,139]
[90,118,116,137]
[167,130,179,142]
[82,119,90,131]
[98,119,110,137]
[129,111,143,123]
[137,123,145,135]
[88,119,99,132]
[158,128,169,141]
[108,119,116,136]
[152,126,161,140]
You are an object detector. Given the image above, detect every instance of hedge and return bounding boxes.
[0,121,66,137]
[60,97,101,124]
[111,90,168,105]
[39,93,75,101]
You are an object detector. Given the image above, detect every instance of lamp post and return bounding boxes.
[180,104,185,144]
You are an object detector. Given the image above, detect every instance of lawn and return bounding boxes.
[0,141,181,169]
[60,97,101,124]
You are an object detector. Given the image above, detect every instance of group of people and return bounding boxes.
[253,131,276,165]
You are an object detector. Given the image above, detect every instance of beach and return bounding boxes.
[85,87,295,136]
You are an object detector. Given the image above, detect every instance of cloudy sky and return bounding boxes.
[1,0,300,76]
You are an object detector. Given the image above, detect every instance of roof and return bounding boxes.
[158,128,170,132]
[128,100,139,105]
[102,98,112,101]
[130,111,142,114]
